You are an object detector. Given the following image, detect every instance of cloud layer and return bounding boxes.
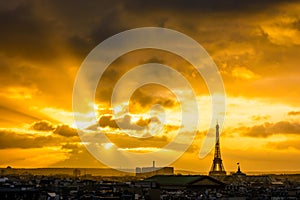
[0,0,300,170]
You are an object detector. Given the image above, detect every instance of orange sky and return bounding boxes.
[0,0,300,173]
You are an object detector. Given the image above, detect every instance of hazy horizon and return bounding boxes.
[2,167,300,176]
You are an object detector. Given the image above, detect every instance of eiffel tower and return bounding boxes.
[209,123,226,176]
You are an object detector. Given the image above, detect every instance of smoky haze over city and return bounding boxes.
[0,0,300,199]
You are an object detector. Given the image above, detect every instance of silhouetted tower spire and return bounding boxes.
[209,123,226,176]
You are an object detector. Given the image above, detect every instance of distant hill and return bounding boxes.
[0,167,135,177]
[174,169,206,175]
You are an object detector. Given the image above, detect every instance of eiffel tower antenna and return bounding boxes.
[209,122,226,176]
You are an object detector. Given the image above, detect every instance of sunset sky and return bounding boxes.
[1,0,300,173]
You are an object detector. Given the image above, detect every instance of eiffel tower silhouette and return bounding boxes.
[209,123,226,176]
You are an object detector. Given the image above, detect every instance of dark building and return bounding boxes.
[136,161,174,178]
[232,163,246,177]
[144,175,225,191]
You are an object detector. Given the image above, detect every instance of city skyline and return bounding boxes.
[0,0,300,172]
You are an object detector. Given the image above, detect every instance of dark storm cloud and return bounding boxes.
[0,122,80,149]
[0,0,297,63]
[30,120,55,131]
[99,114,160,130]
[99,115,118,129]
[240,121,300,138]
[32,0,131,59]
[89,10,127,44]
[0,2,59,61]
[123,0,297,13]
[54,125,78,137]
[1,0,292,61]
[0,0,126,84]
[65,8,127,59]
[130,87,178,111]
[0,130,56,149]
[136,117,159,127]
[61,143,79,151]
